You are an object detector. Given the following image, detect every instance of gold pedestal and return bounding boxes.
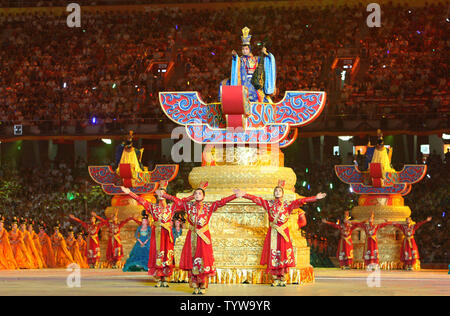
[350,195,415,270]
[173,165,314,284]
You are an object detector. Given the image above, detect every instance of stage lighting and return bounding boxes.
[329,183,333,189]
[317,207,321,212]
[91,117,97,124]
[112,83,117,89]
[102,139,112,145]
[338,136,352,141]
[442,133,450,140]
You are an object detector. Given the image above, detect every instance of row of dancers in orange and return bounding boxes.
[0,217,88,270]
[322,211,432,270]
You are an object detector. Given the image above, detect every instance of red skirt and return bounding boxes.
[86,237,100,265]
[364,238,379,265]
[400,238,420,265]
[179,230,216,279]
[148,228,175,277]
[106,237,123,263]
[337,237,353,266]
[261,228,296,276]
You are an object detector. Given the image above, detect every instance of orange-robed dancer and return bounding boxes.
[38,222,56,268]
[69,213,107,268]
[322,212,358,270]
[20,219,43,269]
[51,222,74,268]
[242,181,326,286]
[120,182,196,288]
[161,187,243,295]
[27,221,46,268]
[93,211,137,268]
[76,232,88,264]
[66,227,89,268]
[8,218,34,269]
[0,216,18,270]
[390,216,432,270]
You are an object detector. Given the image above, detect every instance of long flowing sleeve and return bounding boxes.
[242,194,270,211]
[211,194,238,212]
[264,52,276,95]
[70,217,88,230]
[413,220,429,233]
[162,192,187,213]
[287,196,317,213]
[126,191,152,212]
[323,220,340,230]
[119,217,135,229]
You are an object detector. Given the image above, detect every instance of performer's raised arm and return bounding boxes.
[287,192,326,213]
[242,193,270,210]
[322,218,340,230]
[69,214,87,230]
[210,189,244,213]
[120,186,153,212]
[413,217,432,232]
[119,217,136,229]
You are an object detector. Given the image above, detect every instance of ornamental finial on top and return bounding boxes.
[241,26,251,46]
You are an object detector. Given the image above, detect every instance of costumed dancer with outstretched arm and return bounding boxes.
[352,212,392,270]
[38,222,56,268]
[120,181,198,286]
[390,216,432,270]
[69,212,108,268]
[161,186,244,295]
[93,211,137,268]
[242,180,326,286]
[322,211,357,270]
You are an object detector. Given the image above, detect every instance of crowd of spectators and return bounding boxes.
[0,2,448,136]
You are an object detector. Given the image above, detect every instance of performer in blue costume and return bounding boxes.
[122,210,152,272]
[223,26,276,102]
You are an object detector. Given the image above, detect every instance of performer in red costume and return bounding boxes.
[391,216,432,270]
[322,211,357,269]
[161,187,244,295]
[242,181,326,286]
[69,213,107,268]
[352,212,392,270]
[120,182,197,288]
[93,211,137,268]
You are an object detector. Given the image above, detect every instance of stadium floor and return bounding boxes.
[0,267,448,296]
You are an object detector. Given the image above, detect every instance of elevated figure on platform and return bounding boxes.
[122,210,152,272]
[390,216,432,271]
[115,130,144,174]
[242,180,326,286]
[160,187,244,295]
[225,26,276,102]
[322,211,357,270]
